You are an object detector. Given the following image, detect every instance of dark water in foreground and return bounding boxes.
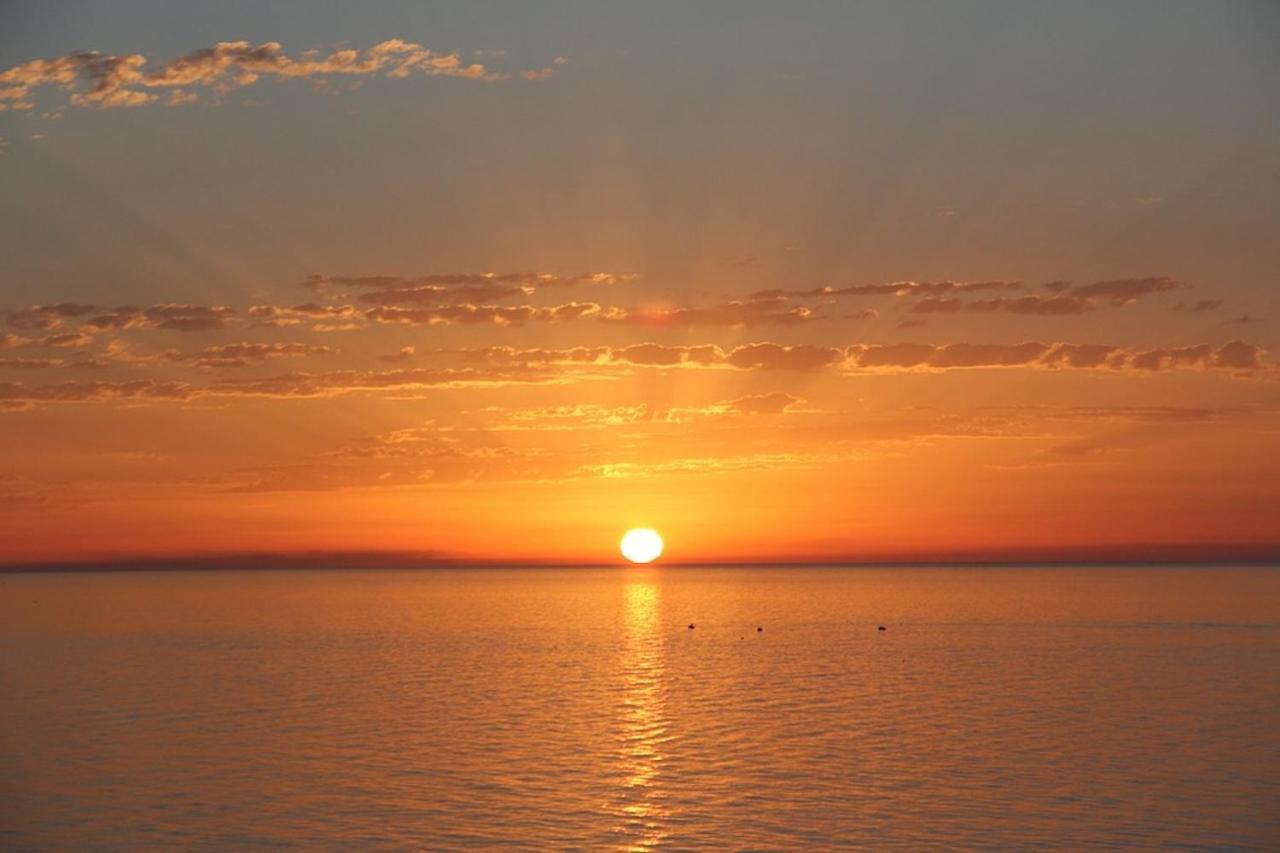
[1,566,1278,850]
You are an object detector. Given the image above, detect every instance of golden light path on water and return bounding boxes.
[610,572,671,849]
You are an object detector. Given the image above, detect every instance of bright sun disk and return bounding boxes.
[620,528,664,564]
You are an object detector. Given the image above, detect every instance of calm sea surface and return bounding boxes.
[1,566,1278,850]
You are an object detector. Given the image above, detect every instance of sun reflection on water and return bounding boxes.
[609,572,671,849]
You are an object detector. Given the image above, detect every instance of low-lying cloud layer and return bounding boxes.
[785,276,1195,317]
[470,340,1266,373]
[0,338,1264,411]
[0,264,1266,418]
[2,270,1244,340]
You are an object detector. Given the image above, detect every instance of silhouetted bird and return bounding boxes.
[877,625,886,631]
[757,627,763,632]
[688,623,695,630]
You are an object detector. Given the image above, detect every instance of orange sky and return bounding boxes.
[1,3,1278,565]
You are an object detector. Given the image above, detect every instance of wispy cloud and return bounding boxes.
[1174,300,1224,312]
[783,280,1025,298]
[0,38,562,111]
[160,342,335,369]
[784,276,1190,317]
[847,340,1263,372]
[605,295,819,327]
[3,303,236,332]
[367,302,608,327]
[472,339,1268,374]
[305,271,635,306]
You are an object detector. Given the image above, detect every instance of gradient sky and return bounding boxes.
[1,0,1278,565]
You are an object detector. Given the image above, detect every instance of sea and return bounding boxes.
[2,565,1277,849]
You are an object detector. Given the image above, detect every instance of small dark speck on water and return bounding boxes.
[757,626,763,632]
[688,623,695,630]
[878,626,887,631]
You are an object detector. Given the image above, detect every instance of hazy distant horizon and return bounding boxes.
[4,546,1279,572]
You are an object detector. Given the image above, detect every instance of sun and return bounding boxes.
[620,528,664,564]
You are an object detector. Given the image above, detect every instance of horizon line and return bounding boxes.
[2,545,1278,573]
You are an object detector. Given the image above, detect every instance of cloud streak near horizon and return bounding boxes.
[0,338,1267,412]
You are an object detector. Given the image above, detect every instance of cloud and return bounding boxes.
[2,337,1267,411]
[377,345,417,364]
[0,354,106,370]
[911,295,1093,316]
[721,392,803,415]
[1138,340,1263,371]
[1174,299,1224,312]
[789,276,1188,315]
[7,279,1197,342]
[520,56,569,82]
[1037,344,1125,369]
[427,393,806,433]
[82,304,237,332]
[0,364,567,410]
[611,343,707,366]
[0,39,559,111]
[34,332,96,348]
[1067,277,1184,304]
[464,345,613,366]
[1034,406,1227,423]
[3,303,99,330]
[846,340,1264,372]
[162,342,334,369]
[367,302,607,327]
[465,403,658,431]
[910,279,1188,316]
[0,379,195,410]
[607,295,818,327]
[201,365,566,399]
[965,296,1094,316]
[577,451,843,479]
[724,343,845,370]
[226,424,850,492]
[253,290,813,330]
[304,271,635,306]
[442,342,838,371]
[471,339,1267,375]
[925,342,1052,368]
[788,281,1025,299]
[247,303,363,330]
[1,302,240,333]
[0,357,64,369]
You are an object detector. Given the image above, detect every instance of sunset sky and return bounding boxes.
[1,1,1278,565]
